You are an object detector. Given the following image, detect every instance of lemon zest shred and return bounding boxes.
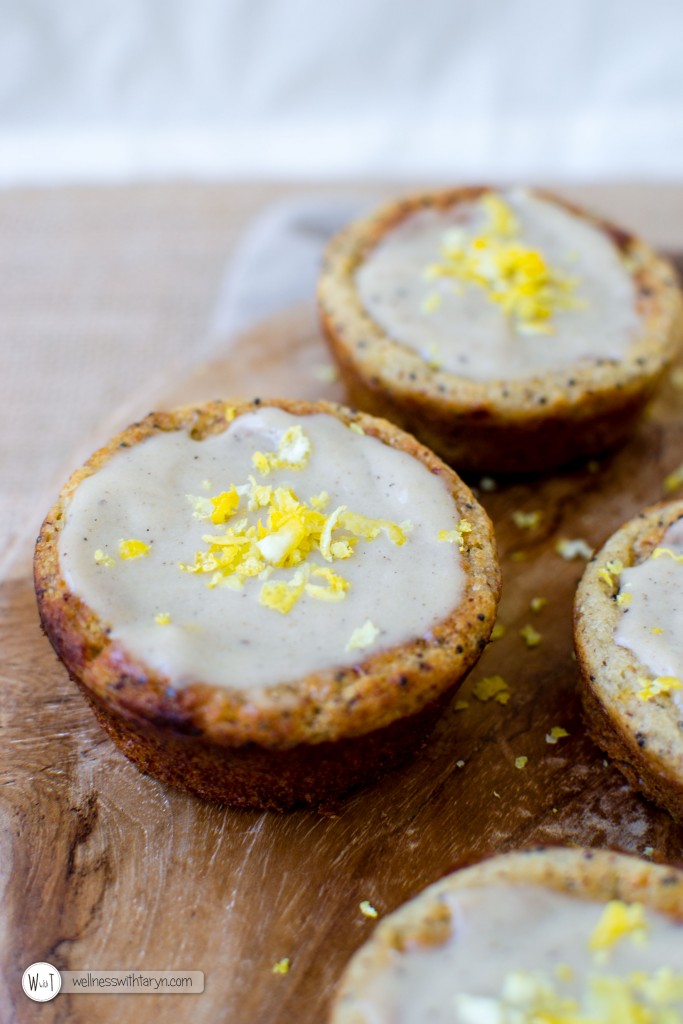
[423,192,582,335]
[637,676,682,701]
[652,546,683,563]
[438,519,473,551]
[118,538,150,560]
[210,487,241,524]
[598,558,624,589]
[589,900,648,952]
[179,431,408,615]
[94,548,115,567]
[252,425,311,476]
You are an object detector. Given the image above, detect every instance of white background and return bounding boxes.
[1,0,683,184]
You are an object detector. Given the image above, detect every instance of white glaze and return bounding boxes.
[59,409,465,694]
[615,517,683,712]
[341,882,683,1024]
[355,190,640,381]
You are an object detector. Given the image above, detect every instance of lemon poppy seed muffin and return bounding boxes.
[575,500,683,823]
[34,399,500,810]
[331,847,683,1023]
[319,187,682,474]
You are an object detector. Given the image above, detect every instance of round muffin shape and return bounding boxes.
[318,187,683,474]
[331,847,683,1023]
[34,399,500,810]
[575,500,683,823]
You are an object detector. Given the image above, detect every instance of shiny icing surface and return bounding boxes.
[341,882,683,1023]
[355,190,640,381]
[615,517,683,712]
[59,409,465,693]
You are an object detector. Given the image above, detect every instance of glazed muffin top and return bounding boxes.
[58,403,467,691]
[320,187,681,412]
[36,399,499,747]
[332,848,683,1024]
[355,188,640,381]
[575,500,683,780]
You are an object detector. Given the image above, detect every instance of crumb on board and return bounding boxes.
[555,537,594,561]
[479,476,497,492]
[359,900,378,919]
[545,726,570,744]
[530,596,547,613]
[272,958,290,975]
[312,364,339,383]
[519,623,542,648]
[456,759,466,768]
[454,699,469,711]
[664,462,683,493]
[472,675,511,705]
[515,756,528,770]
[512,509,543,530]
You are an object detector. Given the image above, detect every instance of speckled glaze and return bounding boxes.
[34,399,501,809]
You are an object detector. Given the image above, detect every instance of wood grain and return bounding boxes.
[4,296,683,1024]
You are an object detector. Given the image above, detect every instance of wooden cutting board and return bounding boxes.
[4,299,683,1024]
